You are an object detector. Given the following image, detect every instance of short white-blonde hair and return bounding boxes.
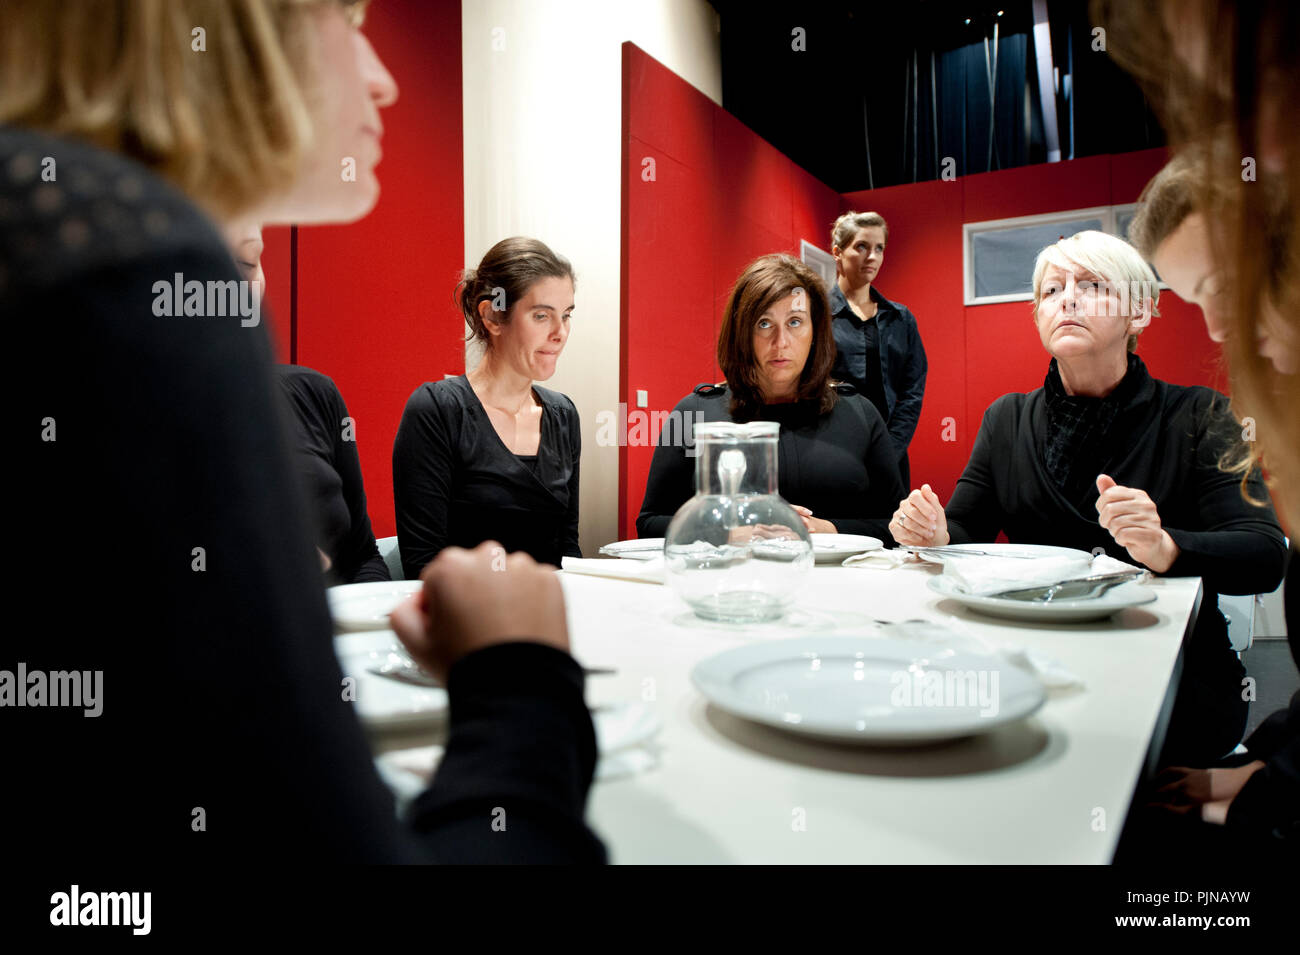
[1031,230,1160,351]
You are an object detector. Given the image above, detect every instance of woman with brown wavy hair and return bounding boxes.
[637,253,903,540]
[1094,0,1299,859]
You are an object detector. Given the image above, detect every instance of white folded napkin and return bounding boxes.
[842,548,914,569]
[879,621,1085,690]
[560,555,665,584]
[374,703,662,814]
[943,552,1139,596]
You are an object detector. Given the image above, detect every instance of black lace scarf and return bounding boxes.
[1042,353,1144,501]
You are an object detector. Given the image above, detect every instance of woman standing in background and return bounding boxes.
[828,211,927,488]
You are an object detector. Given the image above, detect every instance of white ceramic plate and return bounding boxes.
[328,580,423,632]
[810,533,884,563]
[334,630,447,729]
[598,538,664,561]
[927,574,1157,622]
[692,635,1046,744]
[913,543,1092,565]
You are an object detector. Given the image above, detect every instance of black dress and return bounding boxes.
[2,125,605,864]
[275,364,388,584]
[945,356,1287,764]
[636,383,903,541]
[393,375,582,579]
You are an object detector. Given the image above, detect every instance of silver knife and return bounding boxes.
[987,570,1147,602]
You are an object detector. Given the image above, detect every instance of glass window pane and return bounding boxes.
[972,218,1104,298]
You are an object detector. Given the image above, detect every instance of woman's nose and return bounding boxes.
[359,33,399,108]
[1203,304,1230,343]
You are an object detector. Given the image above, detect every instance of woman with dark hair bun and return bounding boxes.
[637,253,903,541]
[394,236,582,577]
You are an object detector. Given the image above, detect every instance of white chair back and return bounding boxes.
[377,536,404,581]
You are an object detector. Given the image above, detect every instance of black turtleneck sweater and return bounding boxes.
[946,355,1287,764]
[636,383,903,541]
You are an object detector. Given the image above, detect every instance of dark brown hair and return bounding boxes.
[718,254,838,420]
[457,236,574,346]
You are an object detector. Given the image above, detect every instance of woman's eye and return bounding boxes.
[1045,285,1060,296]
[788,318,802,327]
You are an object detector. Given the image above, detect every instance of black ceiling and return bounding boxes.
[707,0,1165,192]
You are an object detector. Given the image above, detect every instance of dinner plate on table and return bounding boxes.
[691,635,1046,744]
[912,543,1092,565]
[926,574,1156,622]
[328,580,422,632]
[334,630,447,729]
[810,533,883,563]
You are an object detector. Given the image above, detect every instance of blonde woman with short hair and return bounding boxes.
[890,230,1286,766]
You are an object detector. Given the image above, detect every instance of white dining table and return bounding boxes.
[551,561,1202,864]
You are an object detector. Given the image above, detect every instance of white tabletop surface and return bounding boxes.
[555,562,1201,864]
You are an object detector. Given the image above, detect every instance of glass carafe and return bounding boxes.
[664,421,812,622]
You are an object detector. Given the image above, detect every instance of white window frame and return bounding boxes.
[800,240,838,290]
[1112,202,1140,242]
[963,205,1116,306]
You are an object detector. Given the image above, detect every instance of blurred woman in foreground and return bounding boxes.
[1,0,603,863]
[1096,0,1299,857]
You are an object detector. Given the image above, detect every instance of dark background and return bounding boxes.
[708,0,1164,191]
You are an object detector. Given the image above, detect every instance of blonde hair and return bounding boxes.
[0,0,368,221]
[1031,230,1160,353]
[831,211,889,251]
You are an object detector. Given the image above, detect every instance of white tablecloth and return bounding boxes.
[558,562,1200,864]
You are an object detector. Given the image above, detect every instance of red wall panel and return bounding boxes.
[622,136,716,535]
[290,0,464,540]
[962,154,1113,222]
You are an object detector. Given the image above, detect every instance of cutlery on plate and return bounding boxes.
[986,570,1147,603]
[907,546,1038,559]
[368,658,618,687]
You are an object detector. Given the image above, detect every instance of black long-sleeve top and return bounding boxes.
[828,283,927,458]
[1226,552,1300,843]
[2,125,605,864]
[636,383,903,541]
[943,356,1286,764]
[393,375,582,579]
[944,357,1287,595]
[275,364,388,584]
